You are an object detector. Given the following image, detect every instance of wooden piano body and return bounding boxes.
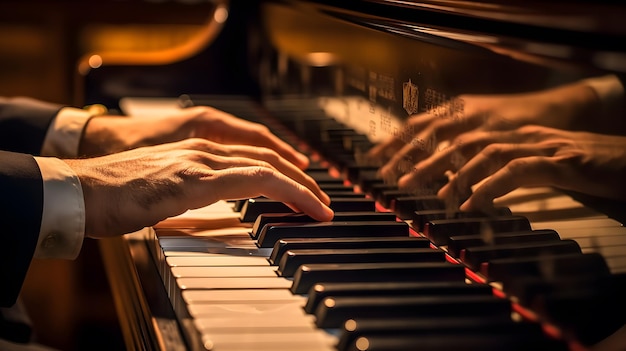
[81,1,626,350]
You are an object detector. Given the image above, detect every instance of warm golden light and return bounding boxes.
[344,319,357,331]
[214,6,229,24]
[88,54,102,68]
[355,337,370,350]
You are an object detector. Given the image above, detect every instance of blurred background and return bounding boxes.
[0,1,216,349]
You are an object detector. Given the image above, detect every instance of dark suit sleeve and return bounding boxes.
[0,97,61,307]
[0,97,64,156]
[0,151,43,307]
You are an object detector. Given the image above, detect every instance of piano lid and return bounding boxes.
[285,0,626,74]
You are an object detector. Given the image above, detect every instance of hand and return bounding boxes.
[368,79,602,183]
[431,125,626,211]
[64,138,333,238]
[80,106,310,169]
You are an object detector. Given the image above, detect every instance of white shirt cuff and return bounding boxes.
[41,107,93,158]
[33,157,85,259]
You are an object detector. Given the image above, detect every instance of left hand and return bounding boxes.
[79,106,310,169]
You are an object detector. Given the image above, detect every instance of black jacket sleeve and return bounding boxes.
[0,97,62,307]
[0,96,63,156]
[0,151,44,307]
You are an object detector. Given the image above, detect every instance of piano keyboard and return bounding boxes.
[132,96,626,351]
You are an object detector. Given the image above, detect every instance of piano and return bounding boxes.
[81,0,626,350]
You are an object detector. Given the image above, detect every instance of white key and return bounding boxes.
[200,331,336,351]
[171,266,278,278]
[167,256,270,267]
[188,301,309,319]
[177,277,292,290]
[182,289,301,304]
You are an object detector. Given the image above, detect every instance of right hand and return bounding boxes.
[64,138,333,238]
[368,80,602,183]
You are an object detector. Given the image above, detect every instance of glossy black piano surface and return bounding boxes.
[89,1,626,351]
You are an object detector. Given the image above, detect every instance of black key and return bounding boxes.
[342,332,569,351]
[461,239,582,271]
[240,197,377,222]
[447,229,561,258]
[306,171,344,184]
[314,294,511,328]
[291,261,466,294]
[337,316,542,351]
[527,273,626,347]
[329,197,376,212]
[392,195,449,219]
[345,166,379,185]
[252,211,398,239]
[424,215,532,246]
[257,221,409,248]
[239,197,292,222]
[486,252,610,283]
[325,191,367,198]
[278,248,444,277]
[269,236,429,265]
[358,178,388,196]
[412,207,512,232]
[305,281,492,314]
[318,184,356,192]
[377,190,415,209]
[366,183,397,199]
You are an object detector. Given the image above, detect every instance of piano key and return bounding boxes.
[526,274,626,347]
[171,266,278,278]
[316,184,356,192]
[391,195,449,219]
[342,332,569,351]
[178,277,292,290]
[166,255,269,267]
[324,191,367,198]
[461,239,583,271]
[424,215,532,246]
[240,197,293,222]
[336,316,543,351]
[377,189,415,209]
[412,207,512,232]
[269,236,430,266]
[182,289,301,305]
[198,330,336,351]
[291,261,466,294]
[187,301,308,319]
[241,197,377,222]
[363,183,396,198]
[256,221,409,248]
[446,229,561,258]
[484,252,610,283]
[304,281,492,314]
[328,197,377,212]
[344,166,379,185]
[251,211,398,239]
[313,294,512,328]
[277,247,445,277]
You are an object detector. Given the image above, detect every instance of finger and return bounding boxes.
[246,131,311,170]
[224,146,331,205]
[396,129,522,191]
[367,137,405,163]
[197,166,334,221]
[438,143,554,201]
[458,156,560,211]
[193,107,311,169]
[379,132,437,182]
[176,140,330,205]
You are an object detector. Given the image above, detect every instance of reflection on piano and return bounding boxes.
[84,1,626,350]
